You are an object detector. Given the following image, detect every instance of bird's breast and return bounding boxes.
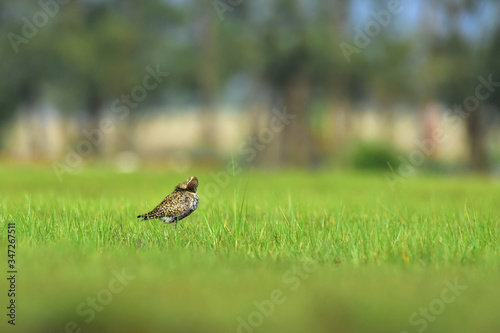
[191,195,199,210]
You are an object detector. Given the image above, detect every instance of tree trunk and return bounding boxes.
[197,7,218,153]
[20,82,42,160]
[280,74,319,167]
[465,108,489,172]
[84,88,104,156]
[330,98,351,153]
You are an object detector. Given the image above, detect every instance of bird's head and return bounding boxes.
[176,176,199,193]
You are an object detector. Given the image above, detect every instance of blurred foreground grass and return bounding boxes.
[1,166,499,333]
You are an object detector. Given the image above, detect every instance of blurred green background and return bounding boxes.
[2,1,500,333]
[0,0,500,172]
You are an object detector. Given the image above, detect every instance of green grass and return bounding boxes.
[1,166,500,333]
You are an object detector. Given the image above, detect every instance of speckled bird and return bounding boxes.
[137,176,199,228]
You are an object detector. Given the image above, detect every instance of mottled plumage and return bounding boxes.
[137,176,199,228]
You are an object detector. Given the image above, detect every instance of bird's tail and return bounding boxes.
[137,212,154,220]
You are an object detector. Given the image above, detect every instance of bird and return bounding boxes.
[137,176,199,228]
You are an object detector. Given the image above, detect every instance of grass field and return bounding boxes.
[1,165,500,333]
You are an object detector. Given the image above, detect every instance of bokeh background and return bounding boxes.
[3,2,500,333]
[1,0,500,174]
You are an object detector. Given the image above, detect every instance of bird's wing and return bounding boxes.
[152,193,191,218]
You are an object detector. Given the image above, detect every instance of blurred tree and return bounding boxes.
[325,0,357,152]
[188,0,258,156]
[0,0,184,156]
[51,0,181,153]
[0,1,62,157]
[193,1,220,153]
[251,0,336,166]
[424,0,491,171]
[484,4,500,118]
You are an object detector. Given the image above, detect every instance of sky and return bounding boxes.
[349,0,499,42]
